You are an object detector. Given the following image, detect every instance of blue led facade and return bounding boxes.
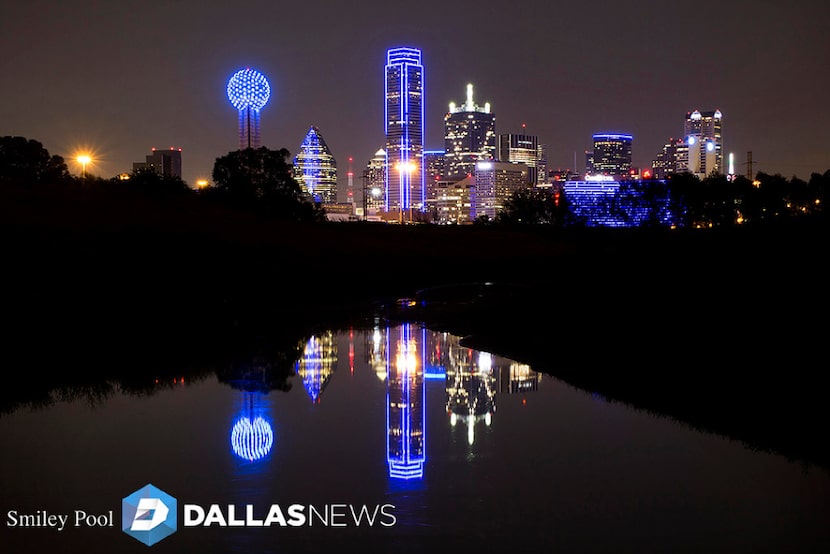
[385,47,425,216]
[294,126,338,204]
[386,324,426,480]
[227,68,271,150]
[563,179,678,227]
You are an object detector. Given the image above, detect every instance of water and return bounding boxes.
[1,324,828,554]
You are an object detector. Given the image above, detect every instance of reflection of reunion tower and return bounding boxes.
[227,68,271,150]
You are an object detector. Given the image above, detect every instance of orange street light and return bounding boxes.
[76,154,92,179]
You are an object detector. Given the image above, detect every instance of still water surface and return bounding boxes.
[1,324,828,553]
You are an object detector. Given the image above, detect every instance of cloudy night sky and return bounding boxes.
[2,0,828,191]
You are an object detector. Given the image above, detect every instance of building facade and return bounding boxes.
[443,84,496,181]
[683,109,723,178]
[362,148,386,217]
[293,126,338,204]
[589,134,633,179]
[497,133,546,185]
[473,161,529,221]
[132,147,182,179]
[385,47,425,218]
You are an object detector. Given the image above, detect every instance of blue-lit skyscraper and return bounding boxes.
[385,47,425,218]
[294,126,338,204]
[589,133,633,179]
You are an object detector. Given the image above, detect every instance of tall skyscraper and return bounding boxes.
[589,133,633,178]
[363,148,387,215]
[293,126,338,204]
[385,47,425,218]
[683,109,723,178]
[443,84,496,181]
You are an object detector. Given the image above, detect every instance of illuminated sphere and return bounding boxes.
[231,416,274,461]
[227,68,271,111]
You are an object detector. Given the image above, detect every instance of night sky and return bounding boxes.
[2,0,828,193]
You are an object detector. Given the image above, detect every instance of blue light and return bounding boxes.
[231,416,274,462]
[593,133,633,141]
[227,68,271,111]
[688,136,696,146]
[706,141,715,152]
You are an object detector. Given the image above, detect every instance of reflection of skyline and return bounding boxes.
[294,332,338,403]
[386,324,426,480]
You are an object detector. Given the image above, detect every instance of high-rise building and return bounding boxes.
[132,147,182,180]
[589,134,633,178]
[651,138,684,179]
[293,126,338,204]
[443,84,496,181]
[385,47,425,218]
[362,148,386,216]
[422,150,445,207]
[497,133,546,185]
[683,109,723,178]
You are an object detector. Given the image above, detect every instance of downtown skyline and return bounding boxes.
[2,1,828,193]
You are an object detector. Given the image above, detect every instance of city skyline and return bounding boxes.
[2,1,827,194]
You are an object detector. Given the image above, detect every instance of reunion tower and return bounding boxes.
[227,68,271,150]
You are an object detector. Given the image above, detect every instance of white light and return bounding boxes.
[706,142,715,152]
[476,161,493,171]
[688,136,696,146]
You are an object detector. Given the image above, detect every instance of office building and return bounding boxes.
[385,47,425,218]
[362,148,386,217]
[683,109,723,178]
[473,161,529,220]
[588,134,633,179]
[132,147,182,180]
[497,132,546,185]
[443,84,496,181]
[294,126,338,204]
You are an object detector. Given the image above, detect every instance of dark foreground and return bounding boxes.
[2,185,829,470]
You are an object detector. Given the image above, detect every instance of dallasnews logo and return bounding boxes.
[122,483,396,547]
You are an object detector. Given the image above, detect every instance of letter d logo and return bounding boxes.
[122,484,177,546]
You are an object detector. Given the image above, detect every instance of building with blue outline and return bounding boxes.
[385,47,425,219]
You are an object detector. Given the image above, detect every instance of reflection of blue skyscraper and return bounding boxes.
[385,47,425,216]
[230,391,274,462]
[295,333,337,404]
[386,324,425,480]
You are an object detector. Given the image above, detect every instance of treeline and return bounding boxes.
[0,135,326,225]
[489,170,830,229]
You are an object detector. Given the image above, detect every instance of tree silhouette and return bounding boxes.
[125,166,190,196]
[0,136,71,186]
[207,146,326,222]
[495,186,566,226]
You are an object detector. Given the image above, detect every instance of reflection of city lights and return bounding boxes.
[231,416,274,461]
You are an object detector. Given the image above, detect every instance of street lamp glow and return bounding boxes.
[76,154,92,178]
